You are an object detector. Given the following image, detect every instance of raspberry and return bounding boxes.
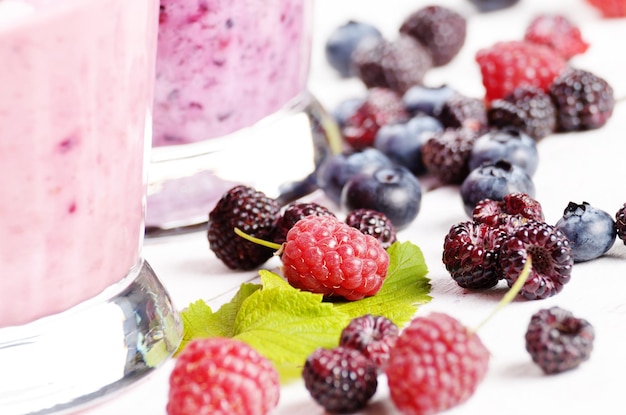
[499,220,573,300]
[342,87,409,150]
[438,93,488,133]
[488,86,557,141]
[524,14,589,60]
[525,306,595,374]
[585,0,626,17]
[443,221,508,289]
[302,346,378,413]
[167,338,280,415]
[615,203,626,244]
[399,5,467,66]
[281,215,390,301]
[273,202,336,244]
[475,40,567,102]
[472,192,545,230]
[421,127,480,184]
[344,208,397,249]
[549,68,615,132]
[386,312,489,415]
[207,185,280,270]
[339,314,399,370]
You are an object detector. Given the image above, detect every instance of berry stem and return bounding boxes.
[470,256,532,333]
[234,227,282,251]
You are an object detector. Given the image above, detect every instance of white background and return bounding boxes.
[89,0,626,414]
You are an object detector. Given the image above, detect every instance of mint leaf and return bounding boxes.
[334,241,431,327]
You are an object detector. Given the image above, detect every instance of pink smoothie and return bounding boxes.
[153,0,313,146]
[0,0,158,327]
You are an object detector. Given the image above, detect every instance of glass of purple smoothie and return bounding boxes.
[0,0,181,413]
[146,0,338,234]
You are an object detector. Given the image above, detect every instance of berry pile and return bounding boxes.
[320,7,616,230]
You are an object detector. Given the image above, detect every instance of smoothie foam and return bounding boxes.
[153,0,312,146]
[0,0,158,327]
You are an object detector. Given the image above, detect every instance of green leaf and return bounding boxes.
[334,241,431,327]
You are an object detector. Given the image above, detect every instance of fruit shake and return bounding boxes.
[153,0,313,146]
[0,0,159,327]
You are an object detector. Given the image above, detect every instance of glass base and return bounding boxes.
[0,260,182,415]
[145,91,341,236]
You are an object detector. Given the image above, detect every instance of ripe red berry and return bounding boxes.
[281,215,390,301]
[585,0,626,17]
[524,14,589,60]
[386,312,489,415]
[339,314,399,370]
[167,338,280,415]
[475,40,567,102]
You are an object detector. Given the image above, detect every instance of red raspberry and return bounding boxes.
[443,221,508,290]
[499,220,573,300]
[303,346,378,413]
[525,306,595,374]
[342,87,408,150]
[585,0,626,17]
[524,14,589,60]
[281,215,390,301]
[386,312,489,415]
[339,314,399,370]
[475,40,567,102]
[167,338,280,415]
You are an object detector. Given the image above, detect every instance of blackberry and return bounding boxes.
[207,185,280,270]
[549,68,615,132]
[339,314,399,370]
[421,127,479,184]
[525,306,595,374]
[615,203,626,245]
[273,202,336,244]
[442,221,507,289]
[399,5,467,66]
[473,192,545,230]
[303,346,378,413]
[351,36,388,90]
[488,86,557,141]
[438,93,488,133]
[499,220,573,300]
[342,87,408,150]
[345,208,397,249]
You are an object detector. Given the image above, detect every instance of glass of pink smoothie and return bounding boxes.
[0,0,181,413]
[146,0,339,234]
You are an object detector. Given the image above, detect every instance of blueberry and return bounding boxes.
[340,165,422,230]
[467,0,520,12]
[468,128,539,177]
[460,160,535,217]
[555,202,616,262]
[316,148,395,205]
[325,20,383,78]
[402,84,457,117]
[331,97,365,129]
[374,114,443,175]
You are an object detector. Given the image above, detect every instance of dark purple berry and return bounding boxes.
[421,127,480,185]
[468,128,539,177]
[443,221,507,289]
[207,185,280,270]
[303,346,378,413]
[273,202,336,244]
[473,192,545,230]
[341,165,422,230]
[345,208,397,249]
[325,20,383,78]
[549,68,615,131]
[525,306,595,374]
[331,97,365,129]
[339,314,399,370]
[615,203,626,245]
[399,5,467,66]
[460,160,536,217]
[555,201,616,262]
[438,93,488,133]
[488,86,557,141]
[499,220,573,300]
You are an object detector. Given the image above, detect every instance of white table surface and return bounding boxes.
[88,0,626,413]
